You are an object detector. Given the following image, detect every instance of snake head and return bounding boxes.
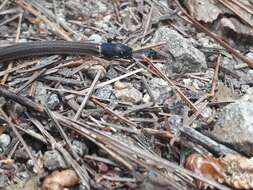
[101,43,132,59]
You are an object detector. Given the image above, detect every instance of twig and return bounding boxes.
[1,13,22,84]
[0,85,44,113]
[15,68,47,94]
[209,55,221,97]
[133,41,167,52]
[44,106,79,161]
[144,56,199,112]
[65,68,143,100]
[174,0,253,68]
[30,118,90,189]
[0,0,8,11]
[74,70,102,120]
[141,4,153,44]
[0,109,40,173]
[91,97,138,129]
[16,0,71,41]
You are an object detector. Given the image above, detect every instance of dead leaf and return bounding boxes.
[184,153,225,189]
[42,169,80,190]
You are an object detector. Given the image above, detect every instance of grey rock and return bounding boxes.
[143,78,172,104]
[88,34,106,43]
[222,57,253,86]
[72,140,89,156]
[86,65,106,80]
[46,93,60,110]
[0,174,8,188]
[209,101,253,156]
[43,150,69,170]
[0,134,11,148]
[246,52,253,60]
[17,171,29,180]
[245,70,253,82]
[15,148,30,160]
[168,115,182,129]
[95,85,115,100]
[241,85,250,93]
[153,27,207,73]
[241,87,253,103]
[114,83,143,103]
[35,82,48,104]
[201,106,213,119]
[106,66,119,79]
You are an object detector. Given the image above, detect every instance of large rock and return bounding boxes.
[153,27,207,73]
[209,101,253,156]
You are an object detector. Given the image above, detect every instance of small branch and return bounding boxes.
[174,0,253,68]
[0,85,44,113]
[209,55,221,97]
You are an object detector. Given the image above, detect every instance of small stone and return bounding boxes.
[241,85,250,93]
[72,140,89,157]
[15,147,30,161]
[96,1,107,12]
[95,85,115,100]
[17,171,29,180]
[94,20,109,31]
[153,27,207,73]
[168,115,182,130]
[86,65,106,80]
[35,82,48,104]
[46,93,60,110]
[0,134,11,148]
[209,101,253,156]
[246,52,253,60]
[114,83,142,103]
[106,66,119,79]
[43,150,69,170]
[147,78,173,104]
[88,34,106,43]
[241,87,253,103]
[0,174,8,188]
[201,106,213,121]
[114,81,130,90]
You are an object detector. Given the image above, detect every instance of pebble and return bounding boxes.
[0,134,11,148]
[72,140,89,157]
[106,66,120,79]
[153,27,207,73]
[86,65,106,80]
[46,93,60,110]
[114,81,130,90]
[246,52,253,60]
[143,78,172,104]
[0,175,8,188]
[43,150,70,170]
[208,101,253,156]
[241,87,253,103]
[114,82,142,103]
[35,82,48,104]
[88,34,106,43]
[95,85,115,100]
